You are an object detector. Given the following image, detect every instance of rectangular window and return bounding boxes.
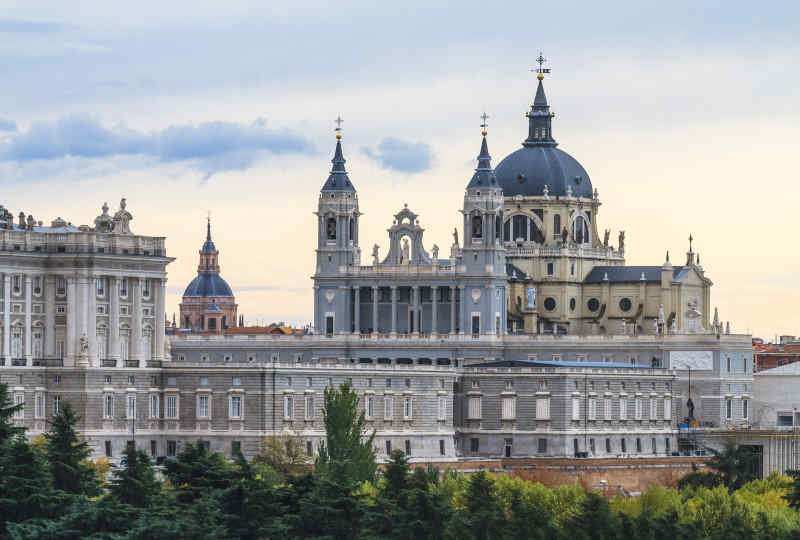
[652,437,657,454]
[650,399,658,420]
[666,438,671,453]
[403,397,412,420]
[230,396,242,419]
[726,399,732,420]
[119,278,128,297]
[572,398,581,421]
[470,438,479,453]
[440,439,446,456]
[438,396,447,420]
[386,440,392,454]
[546,262,554,275]
[167,440,177,456]
[636,438,642,453]
[471,379,480,389]
[621,438,627,453]
[231,441,241,456]
[605,438,612,453]
[150,394,159,418]
[537,438,547,454]
[13,393,24,419]
[500,396,516,420]
[35,392,45,419]
[468,396,482,420]
[96,278,105,297]
[536,397,550,420]
[142,279,150,298]
[105,440,113,458]
[34,276,41,295]
[619,399,627,420]
[283,395,293,420]
[232,377,241,386]
[404,440,411,455]
[635,398,643,420]
[386,378,392,389]
[604,398,612,420]
[306,377,312,387]
[588,398,597,420]
[743,399,749,420]
[197,395,209,419]
[304,395,313,420]
[384,396,393,420]
[306,440,313,456]
[127,395,137,419]
[166,395,178,418]
[104,394,114,419]
[664,397,672,420]
[366,396,375,420]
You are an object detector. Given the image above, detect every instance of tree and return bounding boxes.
[784,469,800,510]
[706,440,759,491]
[316,381,376,483]
[109,444,160,507]
[449,470,507,540]
[253,432,310,477]
[164,441,236,505]
[0,381,25,445]
[43,402,99,496]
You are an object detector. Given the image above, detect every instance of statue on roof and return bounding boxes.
[603,229,610,248]
[432,244,439,260]
[112,198,133,234]
[618,230,625,251]
[401,237,410,264]
[561,227,568,245]
[452,227,459,248]
[372,244,380,265]
[94,202,114,233]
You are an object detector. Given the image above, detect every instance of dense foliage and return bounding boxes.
[3,380,800,539]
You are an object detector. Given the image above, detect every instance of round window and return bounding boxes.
[619,298,632,312]
[569,298,576,311]
[587,298,600,312]
[544,297,556,311]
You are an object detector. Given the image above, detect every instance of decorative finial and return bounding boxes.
[480,112,489,136]
[334,115,343,139]
[532,51,551,81]
[688,233,693,252]
[666,250,670,262]
[206,210,212,241]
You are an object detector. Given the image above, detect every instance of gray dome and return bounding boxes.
[494,145,593,198]
[183,273,234,298]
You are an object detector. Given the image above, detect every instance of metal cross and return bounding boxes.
[480,112,489,130]
[334,115,344,132]
[532,52,551,74]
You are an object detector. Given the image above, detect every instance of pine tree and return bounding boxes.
[163,441,236,505]
[109,444,160,507]
[43,402,99,496]
[453,470,506,540]
[0,381,24,445]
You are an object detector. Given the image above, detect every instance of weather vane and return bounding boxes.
[480,112,489,131]
[334,115,344,132]
[532,52,551,75]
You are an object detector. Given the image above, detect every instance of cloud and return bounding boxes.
[0,115,313,179]
[0,119,16,132]
[361,137,433,174]
[0,19,72,33]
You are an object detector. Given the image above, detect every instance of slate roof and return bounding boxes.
[466,135,498,189]
[506,263,528,280]
[321,139,356,192]
[183,273,234,298]
[494,145,593,198]
[583,266,687,284]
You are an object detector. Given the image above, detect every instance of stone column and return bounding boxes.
[450,286,456,335]
[131,279,142,364]
[88,275,99,366]
[431,286,438,336]
[353,286,360,334]
[155,278,166,361]
[66,277,77,366]
[372,286,378,334]
[3,275,10,362]
[45,276,56,358]
[458,286,465,335]
[390,286,397,336]
[412,285,419,336]
[24,276,32,360]
[109,277,120,362]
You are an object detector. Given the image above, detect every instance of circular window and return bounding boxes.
[587,298,600,312]
[569,298,576,311]
[544,297,556,311]
[619,298,632,312]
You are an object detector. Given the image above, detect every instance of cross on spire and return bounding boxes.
[689,233,693,252]
[334,115,344,132]
[480,112,489,131]
[532,52,551,75]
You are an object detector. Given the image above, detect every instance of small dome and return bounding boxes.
[494,145,593,198]
[182,273,234,298]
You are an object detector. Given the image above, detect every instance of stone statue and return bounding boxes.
[372,244,380,265]
[593,187,599,200]
[618,230,625,251]
[452,227,459,247]
[686,397,695,423]
[542,184,549,199]
[164,336,172,361]
[603,229,610,248]
[620,318,627,336]
[401,238,410,264]
[561,227,568,245]
[432,244,439,260]
[525,287,536,309]
[658,304,665,323]
[79,333,89,354]
[726,321,730,334]
[566,185,573,198]
[684,298,704,333]
[112,198,133,234]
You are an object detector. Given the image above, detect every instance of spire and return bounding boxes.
[200,213,218,255]
[321,116,355,192]
[524,52,556,148]
[467,113,497,188]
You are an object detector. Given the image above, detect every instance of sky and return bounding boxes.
[1,1,798,340]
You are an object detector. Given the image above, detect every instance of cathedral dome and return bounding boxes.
[182,273,234,298]
[494,145,592,198]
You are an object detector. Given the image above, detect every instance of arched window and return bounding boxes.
[572,216,590,244]
[33,329,43,359]
[471,215,482,239]
[553,214,561,239]
[96,327,107,360]
[326,217,337,240]
[512,215,528,242]
[348,217,354,242]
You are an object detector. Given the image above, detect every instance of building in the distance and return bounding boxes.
[179,219,237,333]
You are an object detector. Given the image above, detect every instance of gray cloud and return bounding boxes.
[361,137,433,174]
[0,119,16,132]
[0,115,313,179]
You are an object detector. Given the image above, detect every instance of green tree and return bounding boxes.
[253,432,310,478]
[0,381,25,445]
[561,491,620,540]
[706,440,759,491]
[43,402,99,496]
[784,469,800,510]
[450,470,506,540]
[316,381,376,483]
[163,441,236,505]
[109,444,160,507]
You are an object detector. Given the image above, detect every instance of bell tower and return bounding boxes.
[313,119,360,335]
[460,117,507,335]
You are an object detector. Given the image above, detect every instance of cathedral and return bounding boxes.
[0,65,753,462]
